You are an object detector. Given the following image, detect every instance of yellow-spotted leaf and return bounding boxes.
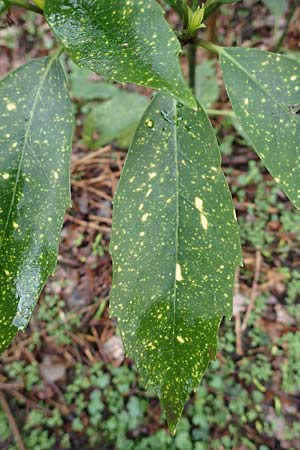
[45,0,195,108]
[220,47,300,207]
[0,56,73,353]
[110,93,241,432]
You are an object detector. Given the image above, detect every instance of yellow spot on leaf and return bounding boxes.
[195,197,203,212]
[6,102,16,111]
[201,214,208,231]
[145,188,152,198]
[195,197,209,230]
[176,335,185,344]
[176,263,183,281]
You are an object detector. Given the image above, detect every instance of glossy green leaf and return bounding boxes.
[45,0,195,108]
[110,93,241,432]
[0,56,73,353]
[83,90,148,149]
[220,47,300,207]
[195,60,219,108]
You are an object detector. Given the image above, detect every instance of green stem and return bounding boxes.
[196,39,220,55]
[188,44,196,92]
[275,0,300,52]
[206,109,235,118]
[6,0,43,13]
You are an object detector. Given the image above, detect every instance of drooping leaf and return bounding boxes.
[110,93,241,432]
[195,60,220,108]
[83,90,148,149]
[45,0,196,108]
[220,47,300,207]
[0,56,73,353]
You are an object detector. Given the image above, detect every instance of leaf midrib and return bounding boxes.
[1,56,57,251]
[172,98,179,365]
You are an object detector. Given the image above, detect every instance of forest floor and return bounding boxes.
[0,1,300,449]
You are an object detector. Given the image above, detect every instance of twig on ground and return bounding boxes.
[88,215,112,225]
[64,213,110,232]
[0,382,24,390]
[71,146,112,169]
[0,391,26,450]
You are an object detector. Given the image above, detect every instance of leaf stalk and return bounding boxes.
[196,38,220,54]
[206,108,235,118]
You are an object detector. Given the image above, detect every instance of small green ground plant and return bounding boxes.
[0,0,299,433]
[2,222,300,450]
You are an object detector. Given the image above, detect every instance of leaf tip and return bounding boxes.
[160,387,187,437]
[165,406,181,436]
[169,422,178,436]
